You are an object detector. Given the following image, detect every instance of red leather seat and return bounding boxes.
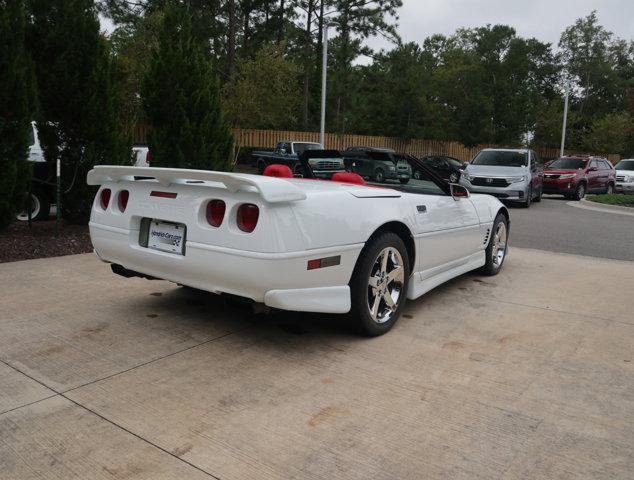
[263,164,293,178]
[331,172,366,185]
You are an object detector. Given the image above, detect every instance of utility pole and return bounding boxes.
[319,25,328,147]
[55,156,61,237]
[560,80,570,158]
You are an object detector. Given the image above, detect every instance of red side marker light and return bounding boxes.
[150,191,177,199]
[307,256,341,270]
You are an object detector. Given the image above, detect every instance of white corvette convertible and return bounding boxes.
[87,153,509,336]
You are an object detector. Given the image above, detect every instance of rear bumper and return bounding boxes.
[89,222,359,314]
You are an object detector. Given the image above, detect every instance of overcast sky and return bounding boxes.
[363,0,633,56]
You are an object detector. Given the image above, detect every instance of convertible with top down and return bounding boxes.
[87,154,510,336]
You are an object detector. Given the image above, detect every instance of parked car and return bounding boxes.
[294,149,347,179]
[614,159,634,193]
[342,147,412,184]
[459,148,543,207]
[542,156,616,200]
[87,154,509,336]
[417,155,466,183]
[252,140,323,175]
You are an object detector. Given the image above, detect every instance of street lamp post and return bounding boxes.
[319,25,328,147]
[560,80,570,158]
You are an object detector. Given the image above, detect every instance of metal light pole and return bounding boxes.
[319,25,328,147]
[560,80,570,158]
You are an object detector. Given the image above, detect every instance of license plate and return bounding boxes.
[147,220,186,254]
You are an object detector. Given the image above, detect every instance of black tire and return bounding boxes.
[479,212,509,276]
[349,232,409,336]
[606,183,614,194]
[374,169,385,183]
[448,172,459,183]
[257,160,266,175]
[533,185,542,202]
[16,187,51,222]
[399,178,409,184]
[573,182,586,200]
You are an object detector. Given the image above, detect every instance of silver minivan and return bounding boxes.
[459,148,543,207]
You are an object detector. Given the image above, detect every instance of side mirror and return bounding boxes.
[450,184,469,200]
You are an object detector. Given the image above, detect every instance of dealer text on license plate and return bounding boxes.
[147,220,185,254]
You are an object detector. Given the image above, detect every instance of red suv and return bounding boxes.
[542,156,616,200]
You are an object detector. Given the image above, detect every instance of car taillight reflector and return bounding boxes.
[146,150,151,166]
[150,191,177,199]
[237,204,259,233]
[100,189,111,210]
[206,200,226,227]
[118,190,129,212]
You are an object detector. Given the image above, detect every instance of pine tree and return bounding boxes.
[0,0,36,230]
[142,1,233,170]
[29,0,129,224]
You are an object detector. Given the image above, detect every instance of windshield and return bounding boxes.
[547,158,588,170]
[472,151,527,167]
[446,158,463,169]
[614,160,634,171]
[294,143,321,155]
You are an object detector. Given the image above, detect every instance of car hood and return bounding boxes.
[465,165,527,177]
[544,169,583,175]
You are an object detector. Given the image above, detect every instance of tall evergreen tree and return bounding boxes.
[28,0,129,224]
[142,1,233,170]
[0,0,36,230]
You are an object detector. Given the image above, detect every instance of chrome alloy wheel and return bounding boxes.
[367,247,405,324]
[491,222,507,266]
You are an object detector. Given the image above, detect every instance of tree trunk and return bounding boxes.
[226,0,236,79]
[302,0,315,128]
[277,0,285,43]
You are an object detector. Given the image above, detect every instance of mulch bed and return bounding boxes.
[0,220,93,263]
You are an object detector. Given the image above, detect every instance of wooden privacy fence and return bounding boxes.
[133,126,621,163]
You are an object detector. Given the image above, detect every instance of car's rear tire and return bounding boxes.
[374,169,385,183]
[349,232,409,336]
[574,182,586,200]
[479,212,508,276]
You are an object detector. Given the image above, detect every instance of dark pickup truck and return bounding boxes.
[252,140,327,175]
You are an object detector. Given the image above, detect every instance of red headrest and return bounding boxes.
[263,164,293,178]
[331,172,366,185]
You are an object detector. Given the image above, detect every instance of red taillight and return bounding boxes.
[146,150,151,166]
[206,199,226,227]
[100,189,111,210]
[237,204,259,233]
[118,190,129,212]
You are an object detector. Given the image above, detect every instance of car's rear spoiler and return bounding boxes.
[87,166,307,203]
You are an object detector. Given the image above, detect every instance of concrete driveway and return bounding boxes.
[1,249,633,479]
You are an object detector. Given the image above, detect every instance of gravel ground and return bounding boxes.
[0,220,92,263]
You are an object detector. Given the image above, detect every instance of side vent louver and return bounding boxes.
[483,228,491,245]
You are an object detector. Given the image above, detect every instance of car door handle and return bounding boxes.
[417,205,427,213]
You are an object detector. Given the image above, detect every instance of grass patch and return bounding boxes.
[586,194,634,207]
